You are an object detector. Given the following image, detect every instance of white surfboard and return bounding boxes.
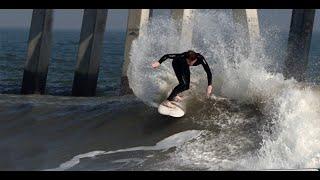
[158,101,185,117]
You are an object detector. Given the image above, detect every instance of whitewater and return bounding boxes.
[125,10,320,170]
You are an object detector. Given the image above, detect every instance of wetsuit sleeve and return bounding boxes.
[158,53,184,64]
[199,54,212,86]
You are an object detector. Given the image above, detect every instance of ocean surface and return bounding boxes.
[0,10,320,171]
[0,28,126,96]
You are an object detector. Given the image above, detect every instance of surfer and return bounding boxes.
[151,50,213,108]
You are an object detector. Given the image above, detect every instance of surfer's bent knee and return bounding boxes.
[185,84,190,90]
[182,83,189,91]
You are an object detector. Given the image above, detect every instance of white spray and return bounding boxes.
[127,10,320,170]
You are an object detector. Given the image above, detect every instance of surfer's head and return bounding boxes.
[186,50,197,65]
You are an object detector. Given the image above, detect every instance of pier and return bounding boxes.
[72,9,108,96]
[21,9,53,94]
[120,9,150,95]
[3,9,317,96]
[284,9,315,81]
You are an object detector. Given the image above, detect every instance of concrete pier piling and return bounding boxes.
[244,9,260,41]
[232,9,260,58]
[284,9,315,82]
[120,9,150,95]
[171,9,194,51]
[149,9,153,19]
[21,9,53,95]
[72,9,108,97]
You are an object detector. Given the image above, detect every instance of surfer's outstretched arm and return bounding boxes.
[158,53,185,64]
[198,54,212,86]
[152,53,185,69]
[198,54,213,97]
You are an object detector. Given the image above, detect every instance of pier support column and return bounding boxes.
[72,9,108,96]
[232,9,260,58]
[149,9,154,19]
[120,9,150,95]
[21,9,53,95]
[171,9,195,51]
[284,9,315,82]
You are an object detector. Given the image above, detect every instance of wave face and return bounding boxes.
[127,10,320,170]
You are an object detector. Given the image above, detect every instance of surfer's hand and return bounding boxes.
[206,85,213,97]
[151,61,160,69]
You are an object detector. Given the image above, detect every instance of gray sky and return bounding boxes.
[0,9,319,32]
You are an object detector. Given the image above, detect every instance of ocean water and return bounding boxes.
[0,10,320,171]
[0,28,126,96]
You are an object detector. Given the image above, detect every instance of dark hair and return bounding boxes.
[186,50,197,60]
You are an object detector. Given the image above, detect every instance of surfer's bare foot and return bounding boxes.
[174,95,183,102]
[162,100,176,108]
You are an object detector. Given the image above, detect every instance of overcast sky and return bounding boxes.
[0,9,319,32]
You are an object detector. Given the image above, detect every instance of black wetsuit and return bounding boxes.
[158,52,212,101]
